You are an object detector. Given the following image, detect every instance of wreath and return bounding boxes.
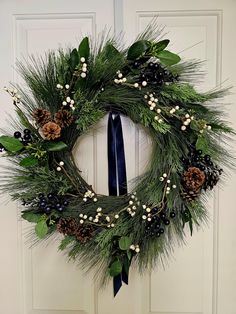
[0,26,234,295]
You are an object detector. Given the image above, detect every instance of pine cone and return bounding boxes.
[181,190,201,202]
[33,108,51,126]
[57,217,78,236]
[55,109,74,128]
[183,167,205,191]
[41,121,61,140]
[74,225,95,243]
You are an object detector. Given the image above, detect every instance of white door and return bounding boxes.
[0,1,235,314]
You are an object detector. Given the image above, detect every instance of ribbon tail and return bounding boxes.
[108,112,128,297]
[122,267,129,285]
[115,114,127,195]
[113,274,122,297]
[108,112,118,195]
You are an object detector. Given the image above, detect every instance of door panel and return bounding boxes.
[122,2,236,314]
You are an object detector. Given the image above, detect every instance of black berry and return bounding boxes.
[24,129,31,135]
[14,131,21,139]
[164,219,170,225]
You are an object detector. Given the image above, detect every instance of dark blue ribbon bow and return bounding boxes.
[107,112,128,296]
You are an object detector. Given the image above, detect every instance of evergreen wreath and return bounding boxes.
[0,25,234,295]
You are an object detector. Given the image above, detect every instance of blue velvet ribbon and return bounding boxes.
[107,112,128,296]
[107,112,127,196]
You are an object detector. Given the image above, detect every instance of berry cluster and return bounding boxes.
[14,129,32,146]
[139,62,178,86]
[38,193,69,214]
[144,207,176,237]
[181,148,223,190]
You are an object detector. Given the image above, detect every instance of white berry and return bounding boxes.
[62,101,67,106]
[65,84,70,89]
[134,83,139,88]
[80,57,85,62]
[81,72,86,78]
[56,166,61,171]
[181,125,186,131]
[59,161,64,166]
[142,81,147,86]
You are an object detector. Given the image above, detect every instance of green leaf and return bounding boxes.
[154,39,170,53]
[79,37,90,60]
[20,156,38,167]
[104,43,121,59]
[127,250,132,261]
[44,141,68,152]
[156,50,181,66]
[0,136,24,152]
[70,48,79,69]
[196,136,208,153]
[35,220,48,239]
[109,260,122,277]
[127,40,149,60]
[190,120,199,131]
[22,212,41,223]
[119,236,132,250]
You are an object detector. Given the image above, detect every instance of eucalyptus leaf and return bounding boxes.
[35,220,48,239]
[0,136,24,152]
[127,40,149,60]
[70,48,79,69]
[119,236,132,250]
[44,141,68,152]
[79,37,90,60]
[20,156,38,167]
[109,260,122,277]
[22,212,41,223]
[156,50,181,66]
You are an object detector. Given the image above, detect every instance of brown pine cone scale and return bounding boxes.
[33,108,51,126]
